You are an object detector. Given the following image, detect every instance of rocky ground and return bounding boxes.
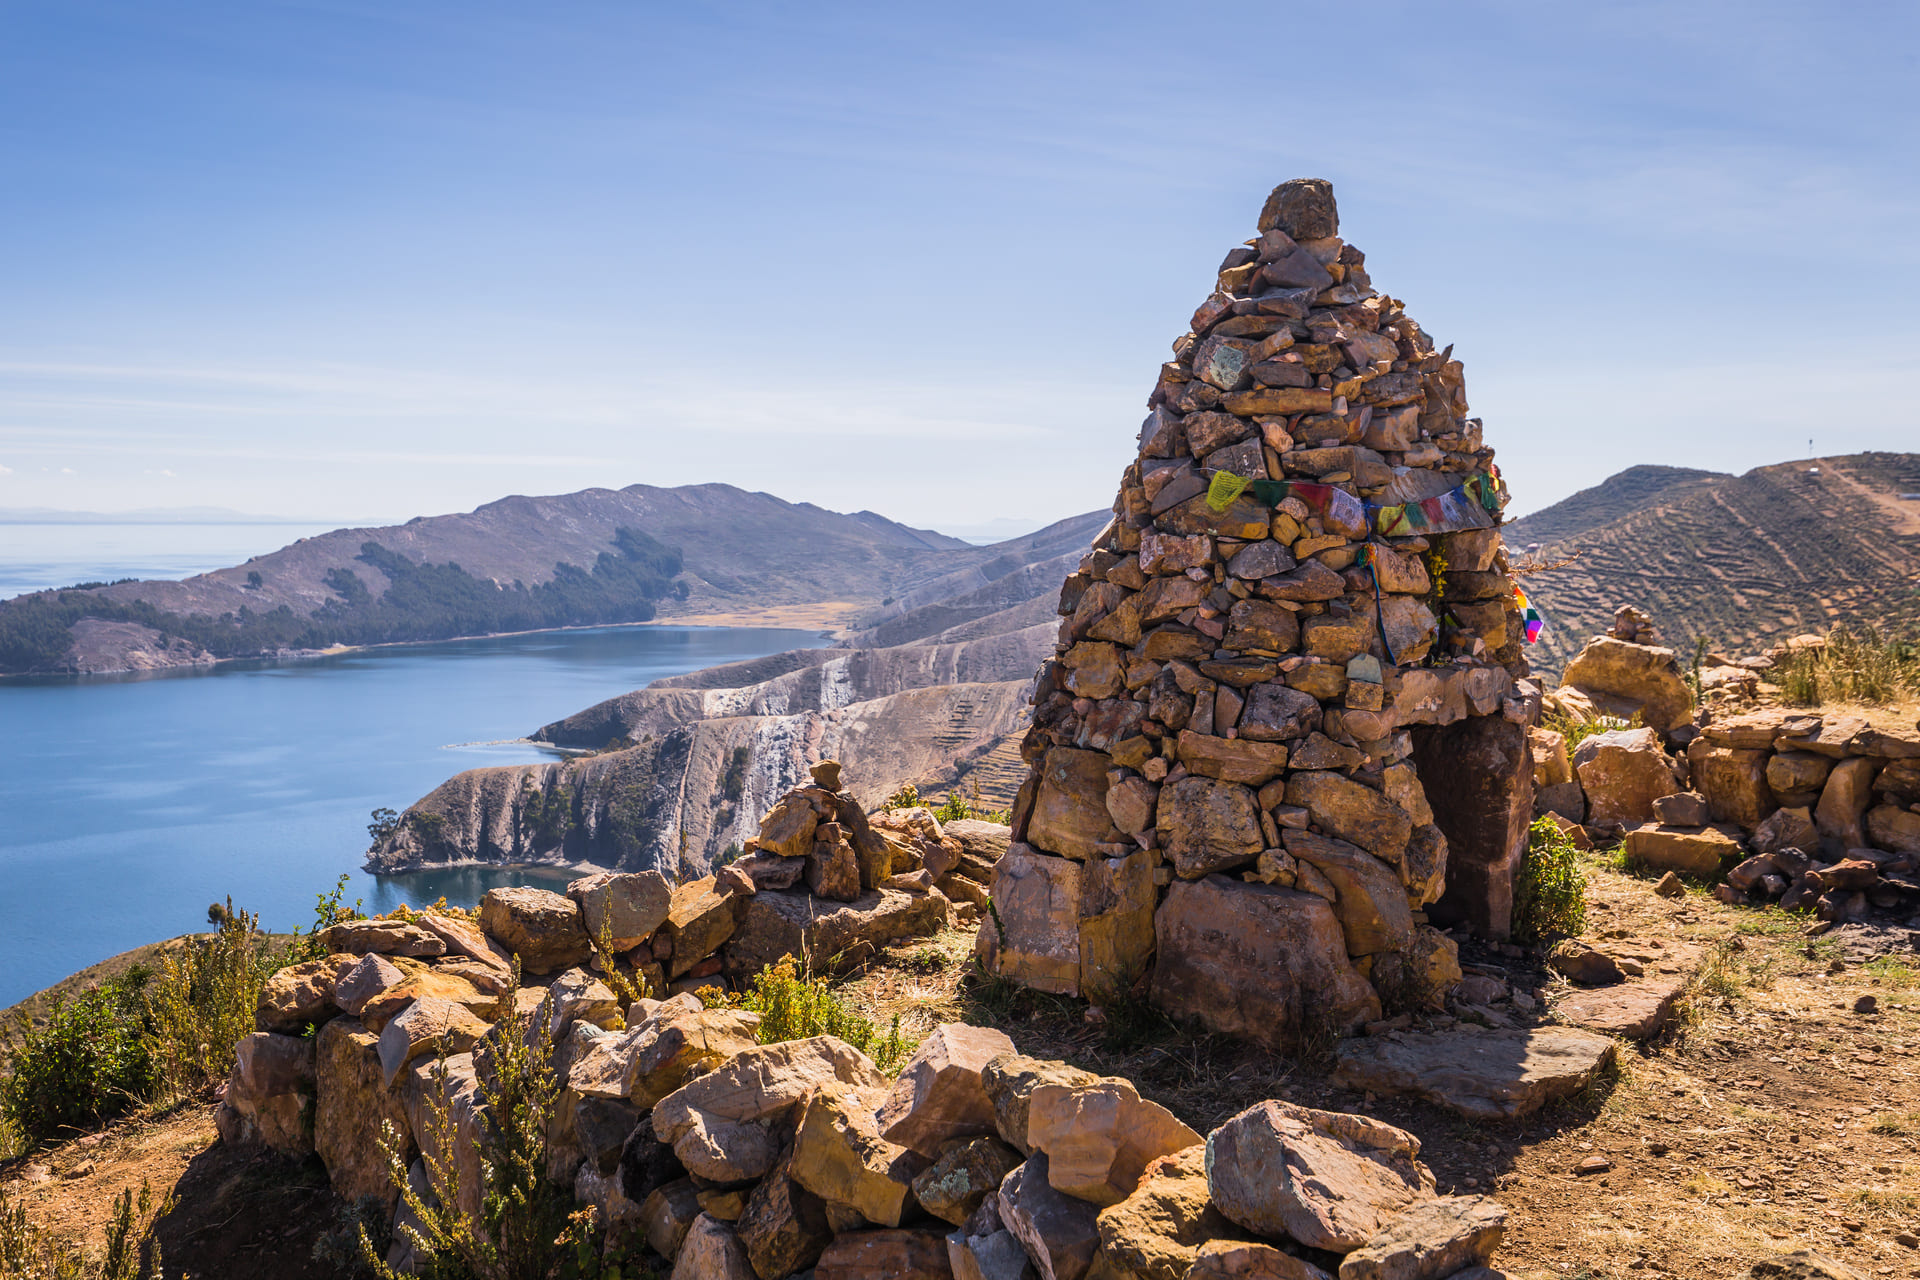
[10,850,1920,1278]
[836,851,1920,1279]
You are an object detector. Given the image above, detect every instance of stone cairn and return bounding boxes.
[218,765,1514,1279]
[982,179,1539,1049]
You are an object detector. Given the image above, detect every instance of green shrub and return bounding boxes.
[360,970,638,1279]
[143,900,277,1101]
[705,956,915,1073]
[1540,707,1634,754]
[1,977,155,1143]
[1513,816,1587,945]
[0,1177,164,1279]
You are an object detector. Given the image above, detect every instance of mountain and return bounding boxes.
[1510,452,1920,675]
[365,510,1110,879]
[0,483,1007,676]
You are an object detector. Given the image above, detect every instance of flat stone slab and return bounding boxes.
[1331,1026,1619,1120]
[1550,937,1700,1040]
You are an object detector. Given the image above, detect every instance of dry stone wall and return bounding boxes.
[217,766,1516,1278]
[983,180,1537,1048]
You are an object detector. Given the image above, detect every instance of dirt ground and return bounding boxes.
[10,853,1920,1278]
[841,852,1920,1279]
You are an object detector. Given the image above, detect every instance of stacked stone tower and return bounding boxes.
[980,180,1537,1050]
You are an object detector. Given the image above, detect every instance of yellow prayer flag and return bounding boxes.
[1205,470,1250,512]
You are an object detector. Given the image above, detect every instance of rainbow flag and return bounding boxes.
[1515,585,1544,644]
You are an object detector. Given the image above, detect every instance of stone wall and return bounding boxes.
[220,861,1513,1279]
[981,179,1537,1048]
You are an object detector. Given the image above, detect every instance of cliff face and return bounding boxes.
[367,681,1029,879]
[364,513,1109,878]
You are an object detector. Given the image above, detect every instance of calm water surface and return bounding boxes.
[0,625,821,1006]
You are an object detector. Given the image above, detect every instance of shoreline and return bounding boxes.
[5,610,851,683]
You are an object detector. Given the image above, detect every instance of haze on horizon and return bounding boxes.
[3,1,1916,534]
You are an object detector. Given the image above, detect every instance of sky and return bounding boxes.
[2,1,1916,536]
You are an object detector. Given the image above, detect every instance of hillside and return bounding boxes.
[0,483,1012,676]
[1512,452,1920,675]
[366,510,1110,878]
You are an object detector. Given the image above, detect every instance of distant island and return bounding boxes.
[0,483,1024,676]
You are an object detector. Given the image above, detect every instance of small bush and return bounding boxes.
[1512,817,1587,945]
[288,874,364,963]
[705,956,916,1073]
[1,977,155,1144]
[360,969,636,1279]
[144,900,277,1101]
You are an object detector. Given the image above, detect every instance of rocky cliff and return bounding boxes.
[367,511,1107,879]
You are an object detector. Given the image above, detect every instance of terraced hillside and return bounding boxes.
[1512,453,1920,676]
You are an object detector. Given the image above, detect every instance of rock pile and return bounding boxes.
[983,178,1538,1048]
[225,990,1512,1278]
[1532,629,1920,924]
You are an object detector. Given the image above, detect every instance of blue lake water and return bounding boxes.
[0,624,823,1007]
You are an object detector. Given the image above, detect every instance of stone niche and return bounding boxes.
[978,179,1535,1051]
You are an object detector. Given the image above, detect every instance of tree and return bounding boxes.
[367,807,402,848]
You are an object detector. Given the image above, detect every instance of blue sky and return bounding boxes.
[2,1,1916,534]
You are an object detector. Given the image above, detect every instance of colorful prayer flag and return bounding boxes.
[1205,470,1250,512]
[1516,585,1544,644]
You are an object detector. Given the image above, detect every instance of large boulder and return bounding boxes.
[981,1054,1101,1157]
[314,1017,414,1206]
[1285,772,1413,865]
[726,887,947,981]
[1624,824,1741,877]
[1281,830,1413,957]
[376,996,490,1088]
[1687,742,1777,829]
[569,994,762,1108]
[652,1036,889,1184]
[737,1148,834,1280]
[1572,728,1682,826]
[1559,636,1695,733]
[1077,848,1157,1005]
[1869,805,1920,856]
[1816,758,1882,851]
[219,1032,316,1155]
[1205,1100,1435,1253]
[401,1051,485,1226]
[478,886,592,974]
[1157,777,1265,879]
[255,953,355,1033]
[997,1154,1102,1280]
[1338,1195,1506,1280]
[671,1213,756,1280]
[878,1023,1018,1158]
[317,919,448,958]
[568,870,673,951]
[663,876,740,979]
[1151,877,1379,1052]
[1026,747,1124,859]
[790,1086,926,1228]
[1094,1143,1240,1280]
[1025,1078,1201,1208]
[913,1136,1024,1226]
[815,1227,956,1280]
[977,846,1082,997]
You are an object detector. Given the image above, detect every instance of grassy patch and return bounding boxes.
[1865,956,1920,989]
[1777,624,1919,706]
[1869,1111,1920,1136]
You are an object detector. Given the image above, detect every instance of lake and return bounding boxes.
[0,624,823,1008]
